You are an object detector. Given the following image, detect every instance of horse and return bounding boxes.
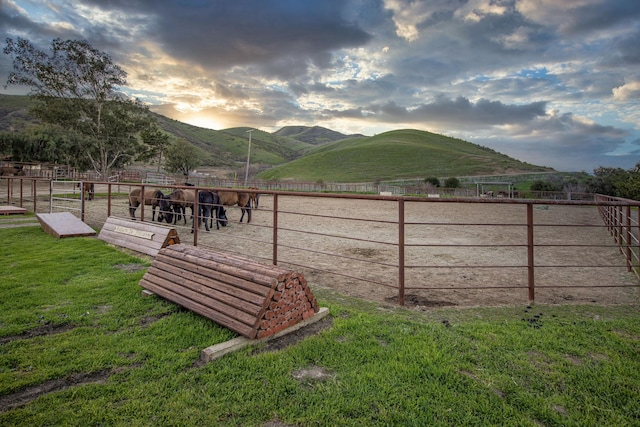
[248,186,260,209]
[0,165,25,176]
[128,188,166,221]
[216,190,252,223]
[76,181,95,201]
[165,188,196,225]
[193,190,228,232]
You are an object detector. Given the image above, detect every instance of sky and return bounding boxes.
[1,0,639,172]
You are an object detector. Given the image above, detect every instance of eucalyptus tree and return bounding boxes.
[3,37,152,177]
[139,124,171,172]
[164,138,204,180]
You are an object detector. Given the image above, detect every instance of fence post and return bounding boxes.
[49,180,53,213]
[107,183,112,217]
[140,184,145,222]
[615,206,621,248]
[80,181,86,222]
[272,193,278,265]
[398,197,405,306]
[193,187,199,246]
[527,203,535,303]
[32,179,37,213]
[626,205,632,272]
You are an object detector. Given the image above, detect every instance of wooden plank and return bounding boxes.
[163,245,282,287]
[144,263,266,314]
[98,216,179,256]
[200,307,329,362]
[169,245,292,279]
[139,278,255,337]
[140,273,259,326]
[36,212,96,238]
[148,260,272,307]
[0,206,27,215]
[154,252,276,296]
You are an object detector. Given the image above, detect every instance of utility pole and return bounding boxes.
[244,129,254,186]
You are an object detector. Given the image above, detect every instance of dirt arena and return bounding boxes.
[71,188,639,309]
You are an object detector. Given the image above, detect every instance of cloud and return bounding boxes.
[612,79,640,101]
[1,0,639,172]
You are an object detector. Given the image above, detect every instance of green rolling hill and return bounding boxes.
[258,129,552,182]
[0,94,553,182]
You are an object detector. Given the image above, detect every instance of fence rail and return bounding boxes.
[2,177,638,307]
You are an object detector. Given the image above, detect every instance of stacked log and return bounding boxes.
[139,244,319,339]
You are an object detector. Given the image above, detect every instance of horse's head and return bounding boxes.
[217,207,228,227]
[157,196,174,224]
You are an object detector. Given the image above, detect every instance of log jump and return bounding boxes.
[139,244,320,339]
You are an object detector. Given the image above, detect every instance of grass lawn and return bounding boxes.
[1,225,639,426]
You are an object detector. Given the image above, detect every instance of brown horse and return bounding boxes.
[76,181,94,200]
[128,188,166,221]
[164,188,197,225]
[248,186,260,209]
[0,165,25,176]
[216,190,252,223]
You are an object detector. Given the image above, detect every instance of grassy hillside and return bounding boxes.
[274,125,365,145]
[0,94,36,132]
[221,127,315,163]
[1,95,555,181]
[259,129,553,182]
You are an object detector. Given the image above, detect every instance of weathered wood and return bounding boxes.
[36,212,96,238]
[144,262,269,315]
[0,206,27,215]
[154,251,278,290]
[98,216,179,256]
[139,244,320,339]
[150,256,274,304]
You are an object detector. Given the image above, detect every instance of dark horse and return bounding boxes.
[77,181,95,200]
[216,190,252,223]
[192,190,228,232]
[163,188,196,225]
[128,188,166,221]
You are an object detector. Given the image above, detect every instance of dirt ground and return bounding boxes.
[72,189,639,309]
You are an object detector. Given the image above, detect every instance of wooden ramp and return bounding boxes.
[0,206,27,215]
[36,212,97,238]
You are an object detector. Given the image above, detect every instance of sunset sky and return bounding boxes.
[1,0,639,172]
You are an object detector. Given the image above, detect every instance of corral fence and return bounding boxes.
[2,177,639,307]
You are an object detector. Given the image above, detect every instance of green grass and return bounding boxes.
[259,129,553,182]
[1,226,639,426]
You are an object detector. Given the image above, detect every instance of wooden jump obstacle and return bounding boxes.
[0,206,27,215]
[36,212,97,238]
[98,216,180,257]
[139,244,320,340]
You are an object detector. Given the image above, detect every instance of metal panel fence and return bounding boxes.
[2,177,638,307]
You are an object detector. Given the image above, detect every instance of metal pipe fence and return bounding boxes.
[2,177,639,306]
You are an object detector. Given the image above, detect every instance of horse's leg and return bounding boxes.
[129,201,138,220]
[204,205,211,231]
[241,200,252,223]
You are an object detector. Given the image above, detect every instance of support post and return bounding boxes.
[273,194,278,265]
[398,197,405,306]
[527,203,535,303]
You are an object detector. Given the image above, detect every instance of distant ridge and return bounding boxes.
[275,125,365,145]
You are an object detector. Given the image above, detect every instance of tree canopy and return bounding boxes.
[3,37,153,177]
